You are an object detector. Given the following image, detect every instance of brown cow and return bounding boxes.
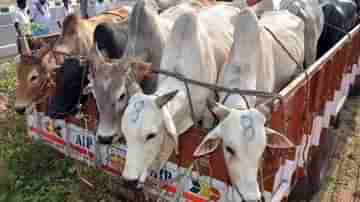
[15,8,129,114]
[53,8,129,60]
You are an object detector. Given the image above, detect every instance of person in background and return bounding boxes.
[13,0,32,37]
[95,0,108,15]
[13,0,32,54]
[63,0,74,16]
[80,0,89,18]
[57,0,74,27]
[31,0,52,36]
[86,0,96,18]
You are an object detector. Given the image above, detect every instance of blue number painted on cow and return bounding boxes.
[130,100,145,123]
[240,115,255,140]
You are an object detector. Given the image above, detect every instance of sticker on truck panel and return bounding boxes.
[39,117,67,153]
[67,124,96,165]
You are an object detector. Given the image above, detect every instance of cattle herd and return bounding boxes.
[13,0,360,201]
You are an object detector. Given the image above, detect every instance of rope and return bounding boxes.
[222,91,251,109]
[263,26,304,71]
[149,69,281,98]
[102,10,128,19]
[184,81,198,127]
[324,22,352,41]
[221,91,231,104]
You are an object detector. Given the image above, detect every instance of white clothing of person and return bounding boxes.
[87,0,109,17]
[12,6,32,35]
[64,6,74,16]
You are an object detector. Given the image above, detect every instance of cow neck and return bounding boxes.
[126,6,167,66]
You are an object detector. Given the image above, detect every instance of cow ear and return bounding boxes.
[207,99,230,121]
[155,90,178,108]
[132,61,152,82]
[193,126,221,157]
[265,127,295,149]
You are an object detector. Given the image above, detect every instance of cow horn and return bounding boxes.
[207,99,230,121]
[265,127,295,149]
[155,90,178,108]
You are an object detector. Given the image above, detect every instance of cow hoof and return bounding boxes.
[97,136,114,144]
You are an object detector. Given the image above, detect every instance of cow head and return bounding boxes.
[52,14,94,61]
[194,100,294,201]
[15,47,57,114]
[89,44,152,144]
[120,90,179,188]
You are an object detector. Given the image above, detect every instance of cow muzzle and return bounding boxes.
[96,119,121,144]
[97,135,114,144]
[123,179,144,191]
[14,104,26,115]
[96,123,117,144]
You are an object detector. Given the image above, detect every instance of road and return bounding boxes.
[0,0,15,6]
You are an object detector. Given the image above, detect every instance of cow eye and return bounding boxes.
[118,94,126,102]
[30,75,38,82]
[225,146,235,156]
[146,133,156,141]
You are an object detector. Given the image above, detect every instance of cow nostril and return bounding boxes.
[15,106,26,115]
[97,135,114,144]
[123,179,142,191]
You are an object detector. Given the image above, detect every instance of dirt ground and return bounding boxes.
[310,96,360,202]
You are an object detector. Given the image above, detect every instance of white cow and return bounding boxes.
[91,0,206,143]
[120,5,240,187]
[194,8,302,201]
